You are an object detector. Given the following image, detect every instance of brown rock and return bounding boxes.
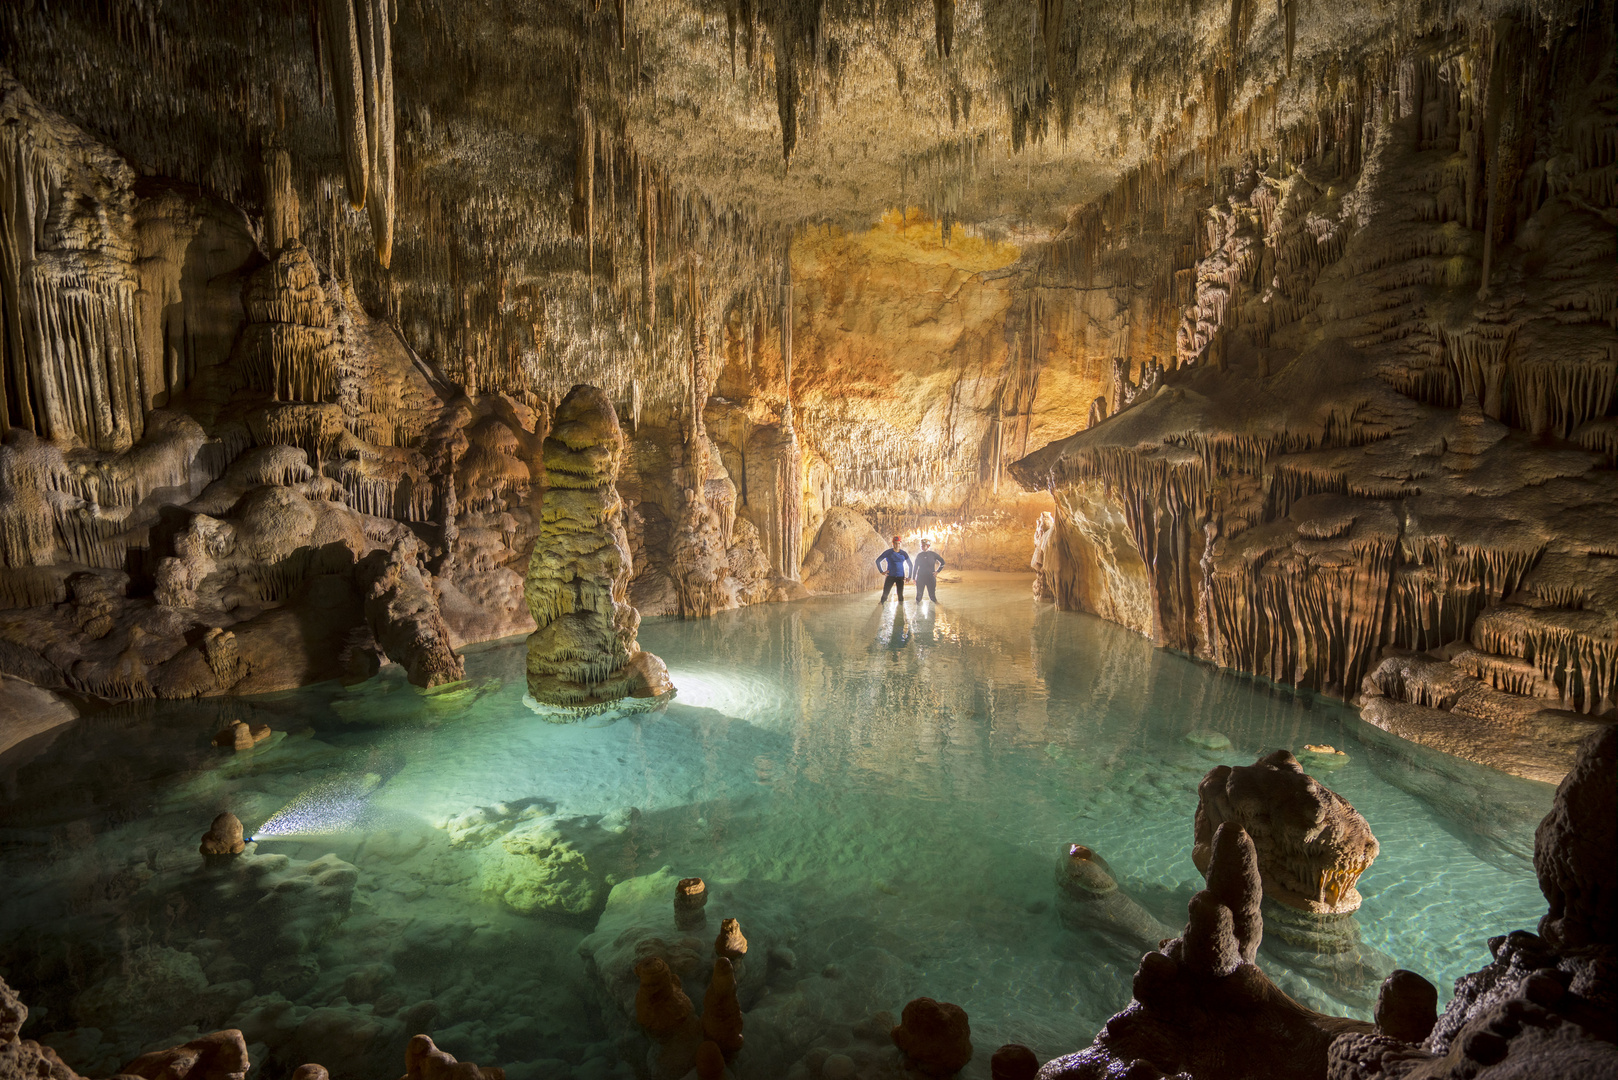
[1534,725,1616,951]
[692,1041,725,1080]
[1043,824,1373,1080]
[1,973,26,1042]
[211,721,271,751]
[1194,750,1379,913]
[989,1043,1039,1080]
[675,876,708,931]
[634,956,695,1040]
[400,1033,504,1080]
[118,1029,251,1080]
[289,1067,329,1080]
[1374,969,1438,1045]
[700,957,744,1058]
[199,813,245,858]
[891,997,973,1077]
[713,918,747,963]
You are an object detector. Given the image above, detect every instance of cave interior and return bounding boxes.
[0,0,1614,1079]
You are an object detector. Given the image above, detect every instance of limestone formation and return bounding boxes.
[1038,825,1373,1080]
[675,876,708,931]
[1533,726,1616,952]
[1,976,252,1080]
[1054,843,1176,955]
[1195,751,1380,914]
[634,957,696,1041]
[1327,727,1618,1080]
[211,721,271,751]
[800,507,888,595]
[714,917,748,963]
[400,1034,504,1080]
[198,812,246,858]
[891,997,973,1077]
[525,385,672,711]
[700,957,744,1058]
[1373,970,1440,1046]
[357,538,465,688]
[992,1044,1041,1080]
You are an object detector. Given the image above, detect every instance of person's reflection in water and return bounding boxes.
[872,597,913,656]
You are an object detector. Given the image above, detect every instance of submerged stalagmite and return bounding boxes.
[524,384,672,712]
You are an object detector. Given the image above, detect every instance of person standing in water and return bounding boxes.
[911,538,946,602]
[876,536,911,601]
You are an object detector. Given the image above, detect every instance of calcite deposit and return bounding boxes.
[524,385,672,711]
[0,0,1613,1077]
[1194,751,1380,915]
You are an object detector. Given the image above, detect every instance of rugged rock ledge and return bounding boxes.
[1039,727,1616,1080]
[1013,21,1618,784]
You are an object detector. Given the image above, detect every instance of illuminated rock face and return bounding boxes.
[1011,21,1618,784]
[1194,751,1379,916]
[524,385,671,711]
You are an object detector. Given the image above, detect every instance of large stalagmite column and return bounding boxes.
[525,384,673,713]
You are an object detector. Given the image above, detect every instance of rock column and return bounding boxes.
[525,384,672,711]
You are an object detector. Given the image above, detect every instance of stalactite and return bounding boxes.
[263,146,300,254]
[774,28,798,163]
[573,103,596,283]
[318,0,394,267]
[934,0,954,60]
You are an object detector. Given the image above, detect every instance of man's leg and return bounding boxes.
[882,575,896,601]
[921,577,937,602]
[894,576,906,601]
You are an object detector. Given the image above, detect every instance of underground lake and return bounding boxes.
[0,574,1555,1080]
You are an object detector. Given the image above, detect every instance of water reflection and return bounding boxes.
[0,574,1555,1080]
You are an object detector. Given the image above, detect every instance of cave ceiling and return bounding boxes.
[3,0,1514,324]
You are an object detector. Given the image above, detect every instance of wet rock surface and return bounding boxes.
[524,385,671,712]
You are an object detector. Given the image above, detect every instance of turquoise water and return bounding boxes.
[0,573,1554,1080]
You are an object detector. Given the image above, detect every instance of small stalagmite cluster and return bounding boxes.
[524,384,672,712]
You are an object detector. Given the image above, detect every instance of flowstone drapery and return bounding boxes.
[525,384,672,714]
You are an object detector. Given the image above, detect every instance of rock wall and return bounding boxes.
[1013,20,1618,783]
[0,76,542,696]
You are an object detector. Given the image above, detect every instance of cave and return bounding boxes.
[0,1,1614,1079]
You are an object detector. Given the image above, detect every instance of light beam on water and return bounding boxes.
[251,773,385,840]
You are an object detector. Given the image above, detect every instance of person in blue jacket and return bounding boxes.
[875,536,911,601]
[910,538,946,602]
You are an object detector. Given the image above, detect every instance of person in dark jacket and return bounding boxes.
[876,537,911,601]
[911,538,946,602]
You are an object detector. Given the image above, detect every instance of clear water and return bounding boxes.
[0,573,1554,1080]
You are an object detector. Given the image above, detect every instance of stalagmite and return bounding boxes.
[525,384,672,712]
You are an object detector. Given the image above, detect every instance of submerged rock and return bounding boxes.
[714,918,748,963]
[674,876,708,931]
[1054,843,1175,955]
[992,1044,1041,1080]
[199,812,246,858]
[700,957,744,1058]
[891,997,973,1077]
[211,721,272,751]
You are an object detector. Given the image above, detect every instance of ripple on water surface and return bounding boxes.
[0,574,1554,1080]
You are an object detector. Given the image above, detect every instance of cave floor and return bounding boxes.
[0,573,1556,1080]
